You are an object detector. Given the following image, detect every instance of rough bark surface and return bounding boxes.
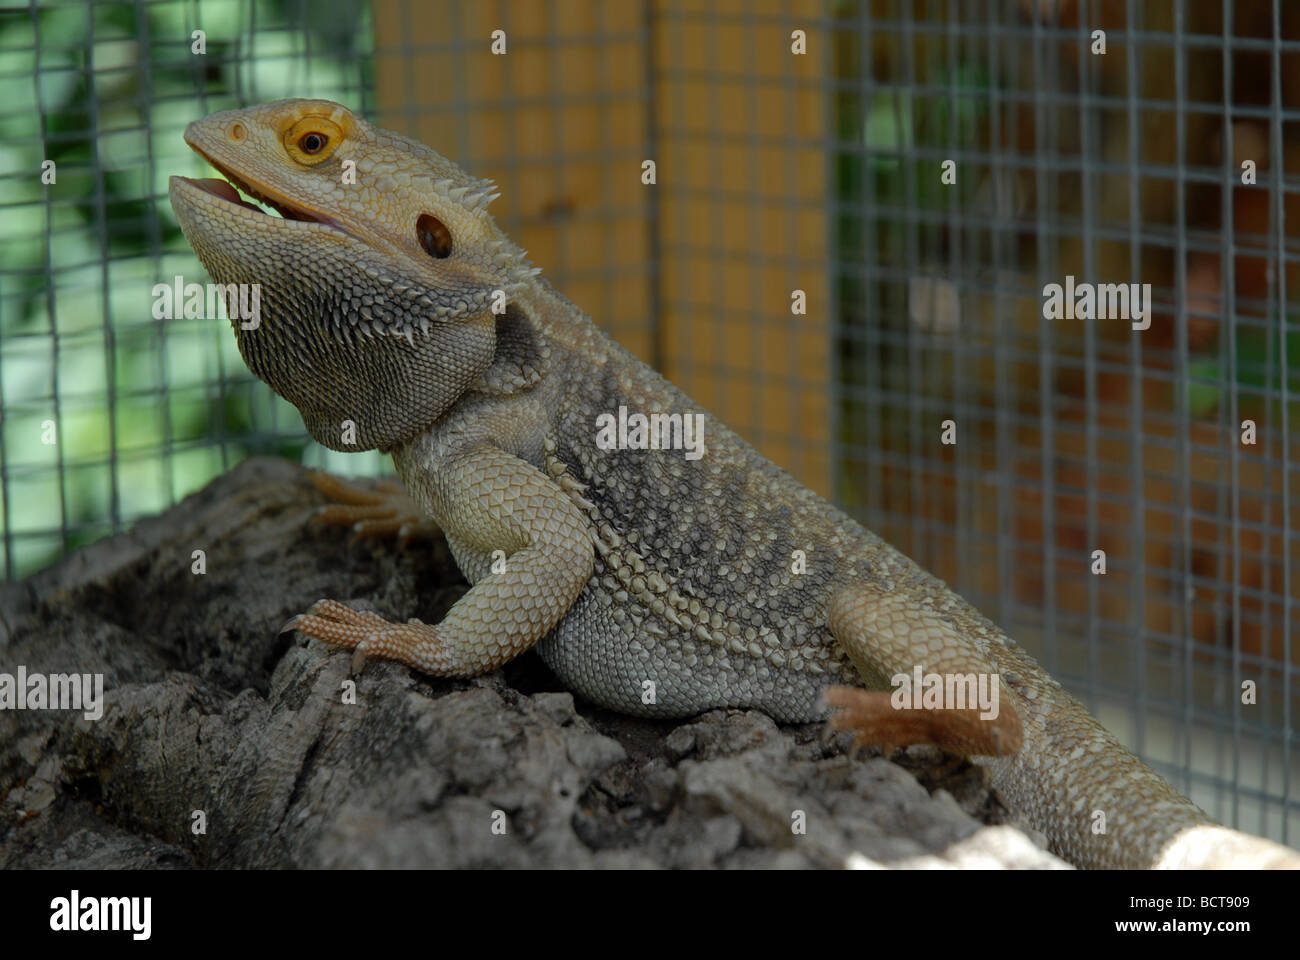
[0,458,1064,869]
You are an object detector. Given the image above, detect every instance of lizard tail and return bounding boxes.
[824,580,1300,868]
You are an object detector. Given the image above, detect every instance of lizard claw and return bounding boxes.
[351,639,377,676]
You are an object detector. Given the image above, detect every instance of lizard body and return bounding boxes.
[169,99,1298,869]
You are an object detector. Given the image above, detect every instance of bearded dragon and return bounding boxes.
[168,98,1298,869]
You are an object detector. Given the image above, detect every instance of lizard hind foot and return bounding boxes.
[308,471,441,544]
[822,685,1023,758]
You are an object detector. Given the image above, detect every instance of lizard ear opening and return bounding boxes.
[417,214,453,258]
[475,304,547,395]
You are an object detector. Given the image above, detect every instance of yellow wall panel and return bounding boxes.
[372,0,831,494]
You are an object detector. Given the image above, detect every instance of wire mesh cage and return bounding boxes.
[0,0,1295,848]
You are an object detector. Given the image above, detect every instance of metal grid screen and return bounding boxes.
[0,0,376,576]
[823,0,1298,844]
[0,0,1295,847]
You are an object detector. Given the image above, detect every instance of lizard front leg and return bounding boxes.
[286,445,595,677]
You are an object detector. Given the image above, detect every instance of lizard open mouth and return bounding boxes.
[178,144,350,235]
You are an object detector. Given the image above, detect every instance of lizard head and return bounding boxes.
[168,98,538,452]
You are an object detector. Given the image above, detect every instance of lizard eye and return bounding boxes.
[417,214,452,258]
[298,132,328,154]
[284,116,343,165]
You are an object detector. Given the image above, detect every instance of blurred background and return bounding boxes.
[0,0,1296,847]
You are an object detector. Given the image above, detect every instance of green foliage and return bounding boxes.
[833,31,992,489]
[1188,321,1300,420]
[0,0,377,579]
[836,63,989,265]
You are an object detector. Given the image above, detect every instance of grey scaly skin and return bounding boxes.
[169,99,1298,869]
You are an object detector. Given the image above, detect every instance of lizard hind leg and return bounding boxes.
[823,582,1022,758]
